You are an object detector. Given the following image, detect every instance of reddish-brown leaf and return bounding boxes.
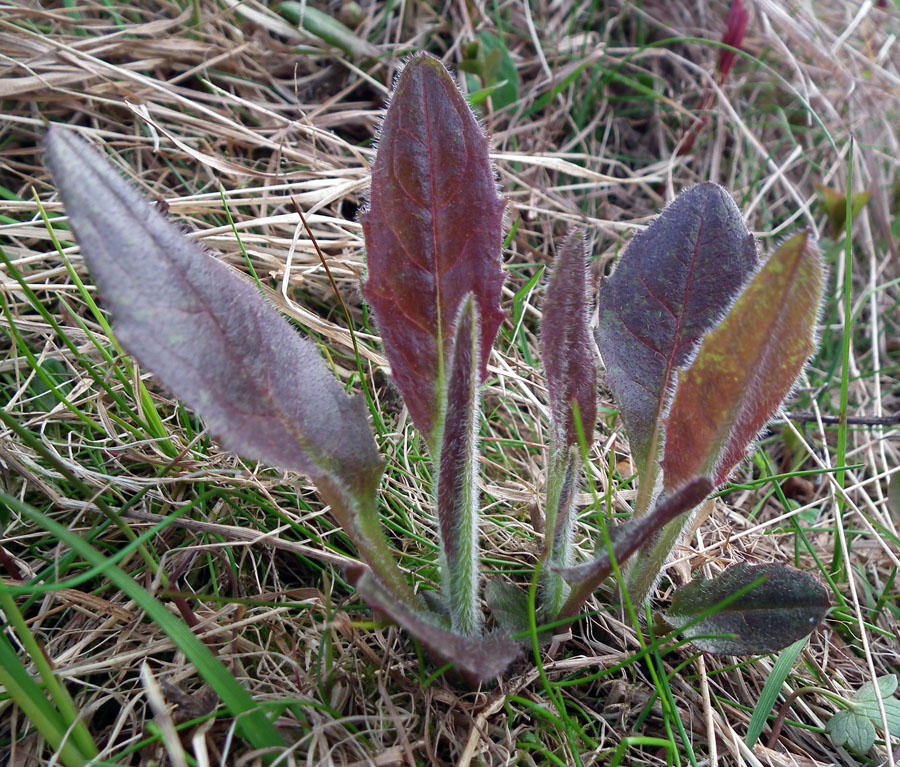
[556,477,713,619]
[663,231,824,490]
[718,0,749,82]
[362,53,505,446]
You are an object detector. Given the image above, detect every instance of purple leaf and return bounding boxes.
[595,183,757,508]
[542,229,597,453]
[436,297,481,635]
[663,563,830,655]
[348,565,521,683]
[662,231,824,490]
[556,477,713,620]
[362,53,505,447]
[44,127,416,606]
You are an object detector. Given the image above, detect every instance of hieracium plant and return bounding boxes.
[44,52,830,683]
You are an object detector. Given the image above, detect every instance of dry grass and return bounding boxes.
[1,1,899,765]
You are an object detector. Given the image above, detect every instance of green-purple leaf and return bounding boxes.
[662,231,824,491]
[555,477,713,620]
[595,183,757,495]
[348,565,521,683]
[542,229,597,453]
[362,53,505,447]
[44,127,415,606]
[663,563,830,655]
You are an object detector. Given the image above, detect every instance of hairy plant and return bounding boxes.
[44,52,829,684]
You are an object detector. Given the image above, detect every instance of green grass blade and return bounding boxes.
[0,584,98,760]
[832,142,855,579]
[0,631,90,767]
[745,636,808,747]
[0,491,285,759]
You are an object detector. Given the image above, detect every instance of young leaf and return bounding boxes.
[540,229,597,616]
[826,709,876,754]
[662,231,824,491]
[595,183,757,511]
[857,674,899,702]
[826,675,900,754]
[825,709,875,754]
[543,229,597,458]
[484,579,532,635]
[362,53,505,449]
[662,563,830,655]
[436,297,482,635]
[44,127,415,607]
[348,565,521,683]
[465,32,520,112]
[850,675,900,739]
[717,0,749,82]
[555,477,713,620]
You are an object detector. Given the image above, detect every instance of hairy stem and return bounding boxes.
[317,477,419,609]
[622,511,692,607]
[542,447,579,618]
[557,478,712,621]
[435,299,482,635]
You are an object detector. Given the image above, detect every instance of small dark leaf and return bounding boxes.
[419,589,448,617]
[664,563,830,655]
[348,565,521,683]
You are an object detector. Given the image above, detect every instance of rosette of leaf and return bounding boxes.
[554,184,830,653]
[44,121,520,683]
